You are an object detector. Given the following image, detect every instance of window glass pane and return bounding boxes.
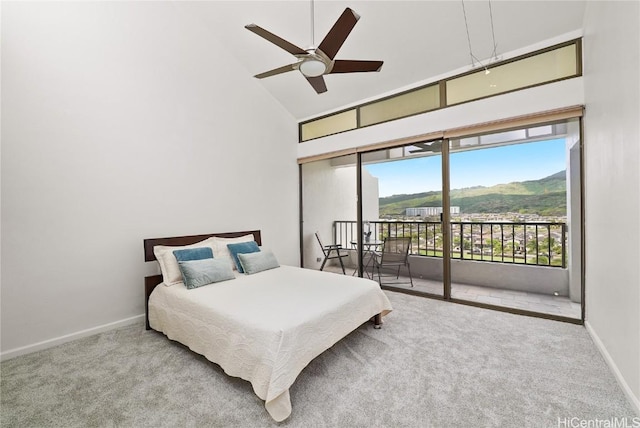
[480,130,527,145]
[301,109,357,141]
[360,85,440,127]
[450,123,570,151]
[528,125,554,137]
[446,44,577,105]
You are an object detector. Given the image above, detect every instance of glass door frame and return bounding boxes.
[441,138,452,300]
[356,153,364,278]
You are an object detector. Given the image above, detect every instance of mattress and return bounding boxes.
[148,265,392,421]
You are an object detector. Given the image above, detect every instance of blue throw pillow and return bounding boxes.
[238,249,280,275]
[173,247,214,262]
[226,241,260,273]
[177,258,235,289]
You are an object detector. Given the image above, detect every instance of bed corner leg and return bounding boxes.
[373,313,382,329]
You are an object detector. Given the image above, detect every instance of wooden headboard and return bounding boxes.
[143,230,262,262]
[143,230,262,329]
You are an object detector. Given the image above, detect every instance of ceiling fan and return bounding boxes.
[245,5,383,94]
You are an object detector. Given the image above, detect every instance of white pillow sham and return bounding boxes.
[154,237,217,286]
[212,234,256,270]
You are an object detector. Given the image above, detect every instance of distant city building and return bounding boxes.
[405,206,460,216]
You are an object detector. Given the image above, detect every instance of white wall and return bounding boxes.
[582,0,640,413]
[1,2,299,356]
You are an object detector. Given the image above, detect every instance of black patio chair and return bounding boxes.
[315,232,349,275]
[374,236,414,286]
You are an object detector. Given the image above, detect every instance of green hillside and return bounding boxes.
[379,170,566,216]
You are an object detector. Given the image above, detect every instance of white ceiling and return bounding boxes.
[177,1,586,120]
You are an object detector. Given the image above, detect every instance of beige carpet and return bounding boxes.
[1,291,635,427]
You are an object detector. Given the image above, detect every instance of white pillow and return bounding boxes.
[212,234,256,270]
[153,237,217,286]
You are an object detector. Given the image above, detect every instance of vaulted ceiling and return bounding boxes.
[177,1,586,120]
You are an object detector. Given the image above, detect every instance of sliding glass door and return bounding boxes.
[447,120,582,320]
[299,118,583,322]
[359,142,444,297]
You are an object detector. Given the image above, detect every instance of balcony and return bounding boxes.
[321,220,580,320]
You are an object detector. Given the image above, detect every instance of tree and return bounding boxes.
[540,236,563,258]
[486,238,502,255]
[504,242,514,256]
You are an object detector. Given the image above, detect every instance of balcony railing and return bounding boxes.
[334,220,567,268]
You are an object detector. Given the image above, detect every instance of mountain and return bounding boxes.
[379,170,566,217]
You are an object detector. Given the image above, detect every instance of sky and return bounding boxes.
[365,139,566,197]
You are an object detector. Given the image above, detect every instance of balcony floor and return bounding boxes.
[321,265,581,320]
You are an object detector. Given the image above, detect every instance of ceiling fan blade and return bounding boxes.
[245,24,308,56]
[330,60,384,74]
[254,63,298,79]
[408,141,443,153]
[305,75,327,94]
[317,8,360,60]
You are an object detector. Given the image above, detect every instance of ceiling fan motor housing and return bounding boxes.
[298,49,333,77]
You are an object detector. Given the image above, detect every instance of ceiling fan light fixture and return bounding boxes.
[299,58,327,77]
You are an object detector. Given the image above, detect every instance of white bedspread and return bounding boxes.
[148,265,392,421]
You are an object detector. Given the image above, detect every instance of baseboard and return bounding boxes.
[0,314,145,361]
[585,321,640,416]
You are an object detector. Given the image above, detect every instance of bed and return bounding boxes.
[143,230,393,422]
